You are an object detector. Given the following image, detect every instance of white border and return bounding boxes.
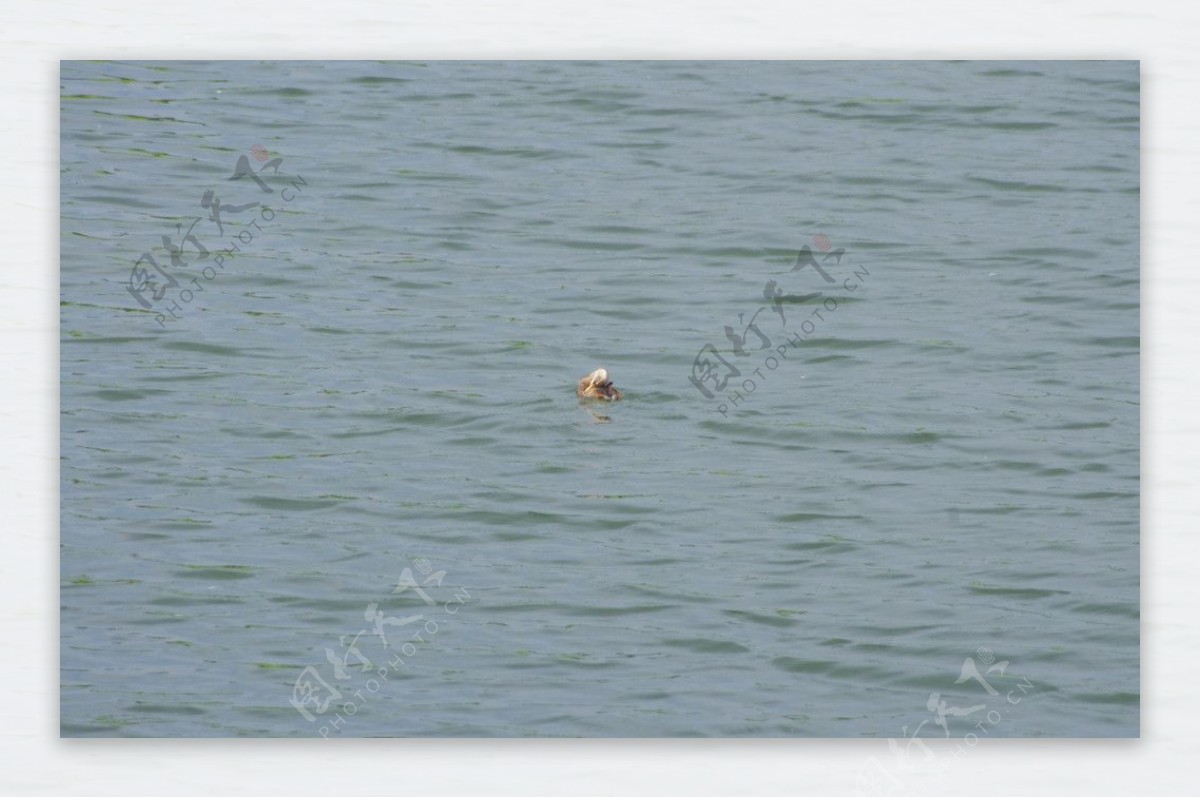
[7,1,1196,794]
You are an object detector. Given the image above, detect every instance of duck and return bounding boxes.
[576,367,622,401]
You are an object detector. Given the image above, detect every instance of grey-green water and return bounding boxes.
[60,60,1138,737]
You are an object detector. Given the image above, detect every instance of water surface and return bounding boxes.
[60,60,1139,737]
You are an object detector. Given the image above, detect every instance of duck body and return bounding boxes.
[577,367,622,401]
